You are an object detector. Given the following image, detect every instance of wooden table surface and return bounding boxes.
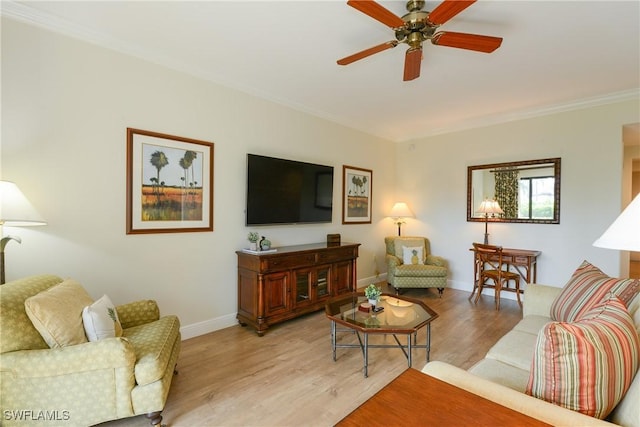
[336,368,552,426]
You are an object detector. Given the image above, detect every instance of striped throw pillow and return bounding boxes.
[526,294,640,419]
[550,260,639,322]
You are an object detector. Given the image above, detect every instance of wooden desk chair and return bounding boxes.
[472,243,521,310]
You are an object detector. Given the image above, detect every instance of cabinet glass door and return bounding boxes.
[316,267,330,298]
[295,269,312,303]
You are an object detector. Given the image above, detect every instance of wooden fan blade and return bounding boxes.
[432,31,502,53]
[337,41,398,65]
[403,48,422,81]
[428,0,476,25]
[347,0,405,28]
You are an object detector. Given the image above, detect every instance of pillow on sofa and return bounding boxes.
[24,279,94,348]
[402,246,424,265]
[526,294,640,419]
[82,294,123,341]
[550,260,639,322]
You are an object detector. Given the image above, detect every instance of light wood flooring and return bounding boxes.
[101,286,523,427]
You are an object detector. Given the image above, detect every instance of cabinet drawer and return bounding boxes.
[263,254,317,270]
[513,256,529,264]
[317,248,355,263]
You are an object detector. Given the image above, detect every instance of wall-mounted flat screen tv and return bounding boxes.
[246,154,334,225]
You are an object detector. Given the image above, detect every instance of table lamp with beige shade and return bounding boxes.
[388,202,414,236]
[477,198,503,245]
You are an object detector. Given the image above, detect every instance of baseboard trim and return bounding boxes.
[180,313,238,340]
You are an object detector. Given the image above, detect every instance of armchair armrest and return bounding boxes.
[386,254,402,268]
[117,300,160,329]
[522,283,562,318]
[426,255,446,267]
[0,338,136,378]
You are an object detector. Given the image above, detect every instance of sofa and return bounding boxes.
[0,274,181,427]
[385,236,448,295]
[422,269,640,426]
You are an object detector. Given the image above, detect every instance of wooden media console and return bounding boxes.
[236,242,360,336]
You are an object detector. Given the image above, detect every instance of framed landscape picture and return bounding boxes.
[126,128,214,234]
[342,165,372,224]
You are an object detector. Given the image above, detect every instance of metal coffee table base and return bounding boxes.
[330,320,432,377]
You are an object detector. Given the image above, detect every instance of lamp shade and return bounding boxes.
[389,202,414,218]
[0,181,46,226]
[593,194,640,251]
[477,199,504,215]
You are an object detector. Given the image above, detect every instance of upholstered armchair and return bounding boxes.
[0,275,181,427]
[385,236,448,295]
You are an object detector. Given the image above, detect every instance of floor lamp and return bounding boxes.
[477,199,503,245]
[593,194,640,252]
[389,202,414,236]
[0,181,47,284]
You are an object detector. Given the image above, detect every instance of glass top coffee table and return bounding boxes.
[325,293,438,377]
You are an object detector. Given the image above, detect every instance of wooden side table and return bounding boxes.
[470,246,541,300]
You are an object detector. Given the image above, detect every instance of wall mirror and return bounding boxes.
[467,158,561,224]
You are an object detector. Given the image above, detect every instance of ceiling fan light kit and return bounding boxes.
[338,0,503,81]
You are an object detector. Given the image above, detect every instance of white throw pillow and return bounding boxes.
[394,238,425,259]
[82,295,123,341]
[402,246,424,265]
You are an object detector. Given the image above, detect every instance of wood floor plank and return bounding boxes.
[99,287,522,426]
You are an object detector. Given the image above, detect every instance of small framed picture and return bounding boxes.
[126,128,214,234]
[342,165,372,224]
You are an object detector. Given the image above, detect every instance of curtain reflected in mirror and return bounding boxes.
[467,158,561,224]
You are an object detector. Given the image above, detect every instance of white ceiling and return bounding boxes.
[2,0,639,142]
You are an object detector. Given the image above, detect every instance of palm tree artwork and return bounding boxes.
[141,144,204,222]
[347,173,369,218]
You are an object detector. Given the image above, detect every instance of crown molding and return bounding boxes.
[403,89,640,142]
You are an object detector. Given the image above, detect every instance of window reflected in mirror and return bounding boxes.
[467,158,561,224]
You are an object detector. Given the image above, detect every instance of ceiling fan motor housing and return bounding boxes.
[395,3,437,47]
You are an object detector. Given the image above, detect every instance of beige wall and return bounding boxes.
[396,102,639,290]
[3,17,639,338]
[1,18,396,338]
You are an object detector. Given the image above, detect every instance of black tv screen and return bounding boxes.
[246,154,334,225]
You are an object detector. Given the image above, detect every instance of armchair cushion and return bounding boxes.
[82,294,124,341]
[394,264,448,278]
[24,279,93,348]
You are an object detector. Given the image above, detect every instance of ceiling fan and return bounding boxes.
[337,0,503,81]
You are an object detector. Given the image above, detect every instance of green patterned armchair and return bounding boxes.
[0,275,181,427]
[385,236,448,295]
